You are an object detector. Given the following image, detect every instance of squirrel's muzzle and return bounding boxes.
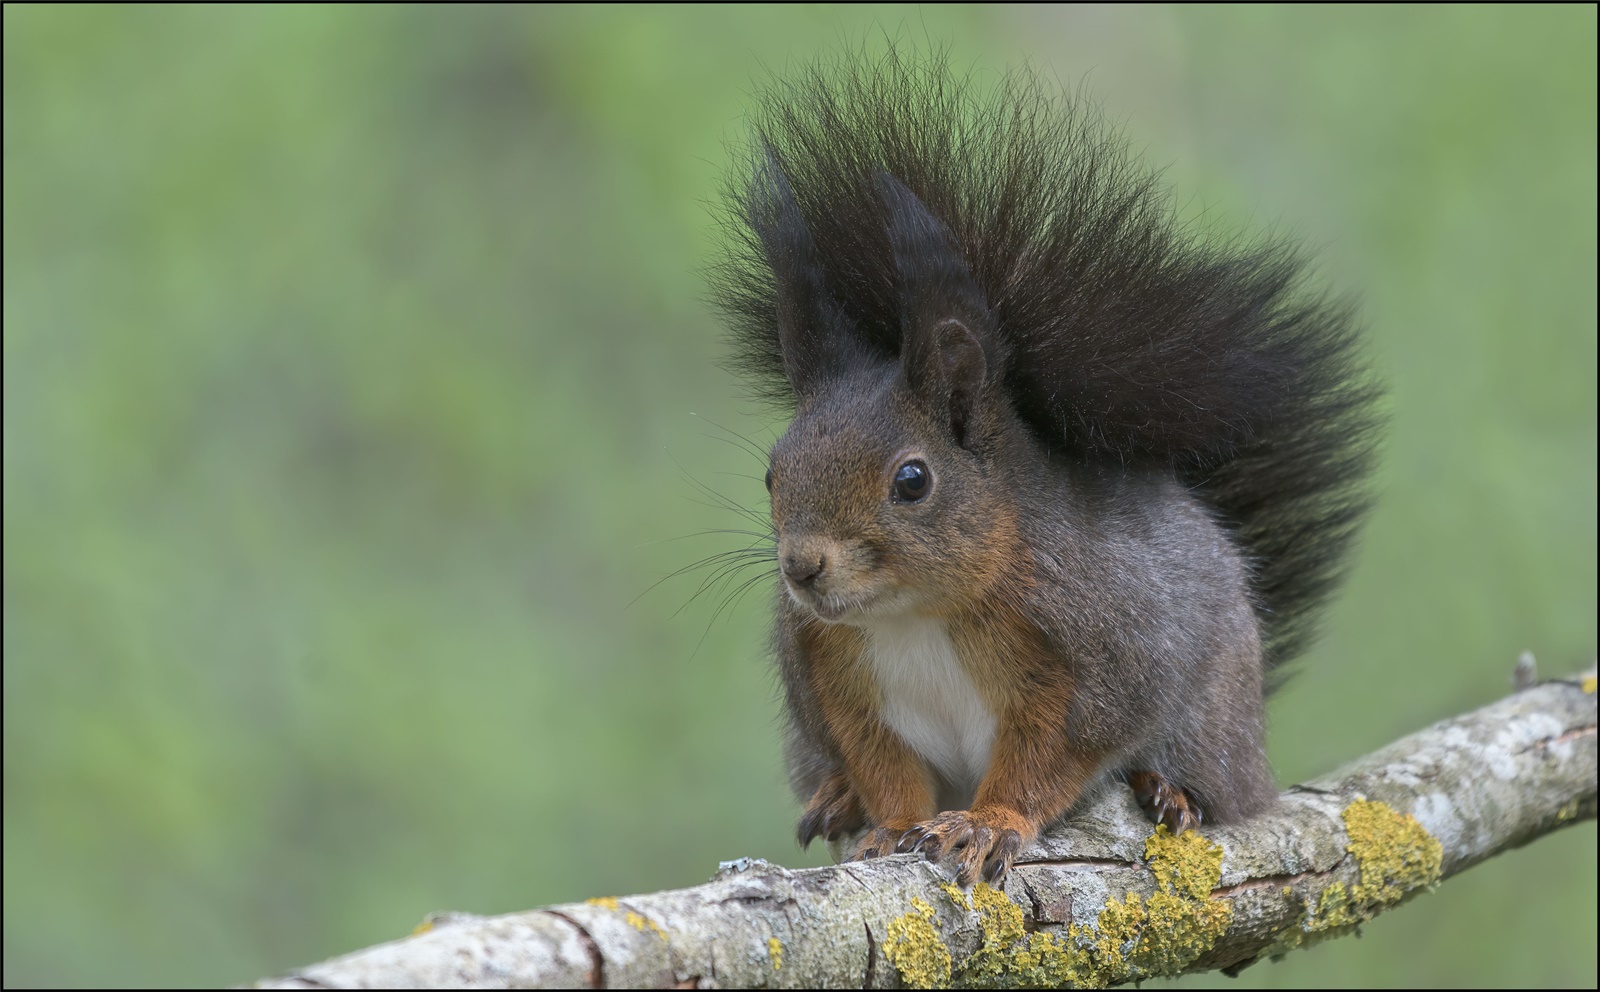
[779,545,827,590]
[777,533,877,623]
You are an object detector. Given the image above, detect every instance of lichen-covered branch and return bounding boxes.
[252,670,1597,989]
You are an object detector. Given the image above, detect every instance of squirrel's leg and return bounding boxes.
[798,624,938,859]
[820,709,937,859]
[1126,770,1203,834]
[902,680,1102,885]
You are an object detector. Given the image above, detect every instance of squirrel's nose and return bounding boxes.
[780,552,826,589]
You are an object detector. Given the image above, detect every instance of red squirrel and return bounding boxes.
[709,51,1382,885]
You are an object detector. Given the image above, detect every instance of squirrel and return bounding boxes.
[708,50,1383,886]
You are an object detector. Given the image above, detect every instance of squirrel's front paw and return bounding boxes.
[797,771,867,848]
[897,807,1029,885]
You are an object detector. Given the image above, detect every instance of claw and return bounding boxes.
[955,827,998,887]
[1174,805,1202,834]
[1129,770,1203,836]
[851,826,910,861]
[980,830,1022,883]
[797,809,822,849]
[797,773,867,850]
[896,810,1031,885]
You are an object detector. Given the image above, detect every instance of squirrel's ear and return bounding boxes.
[906,318,987,448]
[879,172,995,447]
[749,145,859,398]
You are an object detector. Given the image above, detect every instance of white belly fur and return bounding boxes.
[863,615,997,798]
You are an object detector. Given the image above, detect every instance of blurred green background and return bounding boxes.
[3,5,1594,988]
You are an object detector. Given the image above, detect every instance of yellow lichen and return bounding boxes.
[1311,800,1443,931]
[883,896,952,989]
[588,896,668,944]
[767,935,783,971]
[1343,800,1444,903]
[939,881,968,909]
[959,882,1028,984]
[913,828,1232,989]
[1582,675,1597,695]
[946,883,1083,989]
[1083,891,1145,981]
[1144,823,1225,898]
[624,910,667,941]
[1315,880,1354,929]
[1033,828,1233,988]
[1122,828,1232,976]
[410,919,434,936]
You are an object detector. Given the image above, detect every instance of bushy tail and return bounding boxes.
[709,47,1384,669]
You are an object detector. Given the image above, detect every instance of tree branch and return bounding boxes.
[252,668,1597,989]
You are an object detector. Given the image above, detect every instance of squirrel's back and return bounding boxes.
[712,48,1383,669]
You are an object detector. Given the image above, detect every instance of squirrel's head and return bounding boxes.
[753,160,1019,626]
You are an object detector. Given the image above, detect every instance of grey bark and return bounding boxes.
[251,669,1597,989]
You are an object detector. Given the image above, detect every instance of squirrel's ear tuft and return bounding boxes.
[879,172,996,448]
[749,145,860,398]
[878,171,992,332]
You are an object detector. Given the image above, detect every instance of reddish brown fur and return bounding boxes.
[796,620,935,834]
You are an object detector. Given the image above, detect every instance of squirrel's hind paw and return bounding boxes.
[1128,770,1203,834]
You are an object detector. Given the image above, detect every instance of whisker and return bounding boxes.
[691,412,774,464]
[688,566,780,661]
[676,493,770,524]
[633,528,774,549]
[667,451,770,528]
[628,545,776,610]
[722,567,777,616]
[700,431,771,464]
[645,429,785,658]
[673,554,773,619]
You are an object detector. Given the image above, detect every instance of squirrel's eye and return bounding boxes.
[764,468,774,493]
[892,460,931,503]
